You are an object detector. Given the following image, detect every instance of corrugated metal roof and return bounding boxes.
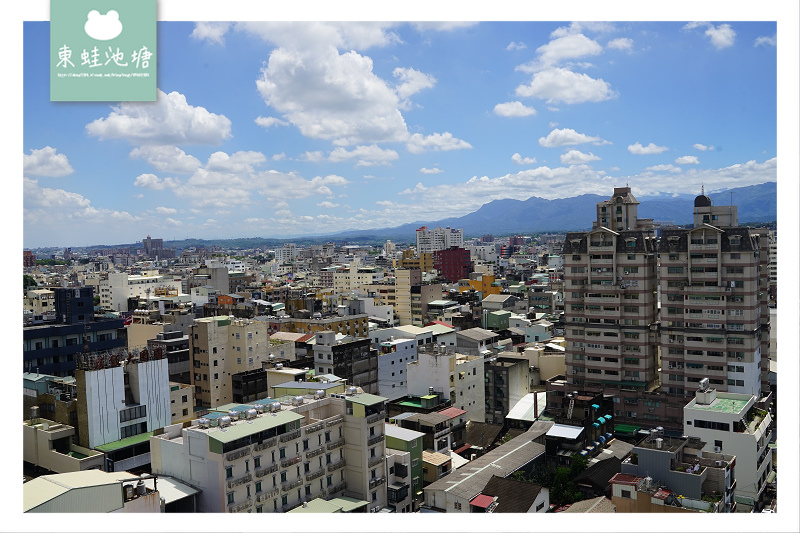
[95,431,154,452]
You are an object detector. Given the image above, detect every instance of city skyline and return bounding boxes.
[22,17,782,249]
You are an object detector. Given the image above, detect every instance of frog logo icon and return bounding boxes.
[84,10,123,41]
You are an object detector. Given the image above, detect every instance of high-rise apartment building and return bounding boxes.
[557,187,660,425]
[658,192,770,411]
[548,187,771,431]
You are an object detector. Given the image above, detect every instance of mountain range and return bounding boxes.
[329,181,777,242]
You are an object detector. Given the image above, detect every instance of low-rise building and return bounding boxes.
[149,390,389,513]
[682,381,774,511]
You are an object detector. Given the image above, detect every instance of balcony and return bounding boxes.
[368,455,385,468]
[254,463,279,478]
[327,458,346,472]
[281,454,302,468]
[304,422,325,434]
[227,473,252,489]
[305,446,325,459]
[281,479,303,493]
[306,468,326,482]
[366,411,386,424]
[367,434,385,446]
[256,488,280,501]
[279,429,302,443]
[226,448,251,462]
[369,476,386,490]
[227,497,252,513]
[327,438,345,451]
[326,415,344,427]
[254,437,278,451]
[329,480,347,494]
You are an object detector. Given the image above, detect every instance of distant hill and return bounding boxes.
[53,182,776,251]
[329,181,777,241]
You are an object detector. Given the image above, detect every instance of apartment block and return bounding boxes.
[682,382,774,510]
[376,336,418,400]
[149,390,389,513]
[190,316,276,409]
[416,226,464,255]
[658,193,771,411]
[617,425,737,512]
[23,287,127,377]
[406,345,484,423]
[313,332,378,394]
[559,187,660,428]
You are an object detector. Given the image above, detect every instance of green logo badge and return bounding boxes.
[50,0,156,101]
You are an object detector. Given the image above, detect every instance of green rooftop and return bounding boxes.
[95,431,154,452]
[691,397,749,414]
[207,410,303,445]
[345,393,387,406]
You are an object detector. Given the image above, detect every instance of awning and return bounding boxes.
[453,443,472,455]
[470,494,495,509]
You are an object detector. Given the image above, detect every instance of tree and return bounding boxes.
[23,275,37,291]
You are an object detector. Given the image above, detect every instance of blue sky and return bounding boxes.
[22,19,782,248]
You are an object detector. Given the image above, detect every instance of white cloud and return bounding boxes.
[550,22,617,39]
[393,67,436,108]
[420,167,444,174]
[328,145,399,167]
[516,68,616,104]
[684,22,736,50]
[493,101,536,117]
[561,150,600,165]
[23,146,74,177]
[407,132,472,154]
[645,164,681,173]
[272,152,286,161]
[133,173,179,190]
[155,206,178,215]
[693,143,713,151]
[235,22,403,51]
[317,201,340,208]
[205,151,267,174]
[535,33,602,67]
[539,128,609,148]
[86,90,232,145]
[411,22,477,32]
[164,217,182,226]
[256,46,409,146]
[506,41,526,51]
[675,155,700,165]
[511,153,536,165]
[190,22,232,45]
[628,142,668,155]
[129,145,201,173]
[607,38,633,51]
[300,151,325,163]
[24,177,139,246]
[255,116,290,129]
[754,35,776,47]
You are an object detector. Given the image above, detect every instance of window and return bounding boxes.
[227,492,235,504]
[254,457,261,468]
[226,466,233,479]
